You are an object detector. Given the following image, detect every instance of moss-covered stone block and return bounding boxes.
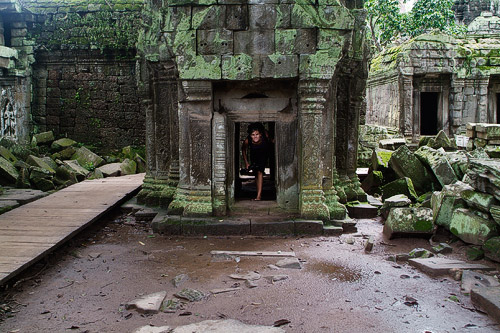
[415,146,457,187]
[197,29,233,55]
[71,146,104,169]
[461,190,499,213]
[0,146,17,164]
[431,181,473,230]
[51,138,77,151]
[383,207,435,239]
[0,156,19,185]
[427,130,457,151]
[450,208,498,245]
[120,158,137,175]
[26,155,56,174]
[381,177,418,201]
[299,50,340,79]
[177,55,221,80]
[192,6,226,30]
[32,131,54,145]
[483,237,500,263]
[275,29,316,54]
[221,54,255,80]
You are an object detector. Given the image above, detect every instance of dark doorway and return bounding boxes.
[497,93,500,123]
[234,122,276,201]
[420,92,439,135]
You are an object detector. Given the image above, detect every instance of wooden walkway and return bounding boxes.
[0,173,144,286]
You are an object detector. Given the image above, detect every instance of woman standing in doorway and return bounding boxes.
[242,123,272,201]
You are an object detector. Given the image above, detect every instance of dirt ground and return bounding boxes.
[1,209,500,333]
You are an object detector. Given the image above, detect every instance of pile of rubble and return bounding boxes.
[0,131,145,211]
[359,124,500,264]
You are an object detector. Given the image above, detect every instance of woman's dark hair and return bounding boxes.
[247,122,265,135]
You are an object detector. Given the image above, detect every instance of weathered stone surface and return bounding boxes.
[444,151,468,181]
[96,163,121,177]
[26,155,56,174]
[431,181,473,230]
[491,205,500,226]
[0,146,17,164]
[380,194,411,220]
[0,200,20,214]
[172,319,285,332]
[264,274,288,282]
[427,130,457,151]
[133,325,171,333]
[361,170,383,194]
[0,188,48,204]
[51,138,77,151]
[381,177,418,201]
[32,131,54,145]
[371,148,393,170]
[346,201,378,219]
[379,138,406,150]
[483,237,500,263]
[465,159,500,202]
[383,207,435,239]
[415,146,457,187]
[0,156,19,185]
[485,145,500,158]
[432,243,452,254]
[461,270,500,293]
[476,123,500,140]
[120,158,137,175]
[389,145,435,193]
[450,208,498,245]
[470,287,500,324]
[409,257,495,276]
[275,257,301,269]
[229,271,261,281]
[461,190,499,213]
[172,274,189,288]
[409,248,434,258]
[71,146,104,169]
[125,291,167,314]
[174,288,206,302]
[63,160,90,181]
[466,246,485,261]
[29,167,55,192]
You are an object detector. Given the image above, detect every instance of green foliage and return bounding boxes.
[31,10,141,52]
[365,0,404,51]
[407,0,466,37]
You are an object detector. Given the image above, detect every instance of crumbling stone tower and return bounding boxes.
[137,0,368,222]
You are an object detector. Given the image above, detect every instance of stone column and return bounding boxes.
[137,98,156,204]
[298,79,329,221]
[212,111,227,216]
[477,78,489,123]
[400,74,414,139]
[168,80,213,217]
[450,78,465,132]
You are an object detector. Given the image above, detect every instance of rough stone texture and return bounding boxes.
[492,205,500,225]
[51,138,77,151]
[409,257,495,276]
[120,158,137,175]
[172,319,285,333]
[71,146,104,169]
[383,207,435,239]
[97,163,122,177]
[427,130,457,151]
[389,145,435,193]
[470,287,500,324]
[0,156,19,185]
[275,257,301,269]
[125,291,167,314]
[380,194,411,220]
[465,159,500,202]
[62,160,90,181]
[450,208,498,245]
[461,189,499,213]
[32,131,54,145]
[431,181,473,230]
[380,177,418,201]
[0,146,17,164]
[26,155,55,174]
[483,236,500,263]
[415,146,457,187]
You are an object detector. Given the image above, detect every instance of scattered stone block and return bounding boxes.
[483,237,500,263]
[427,130,457,151]
[467,246,485,261]
[408,257,495,276]
[450,208,498,245]
[464,159,500,201]
[275,257,301,269]
[461,270,500,293]
[475,123,500,140]
[470,287,500,324]
[0,188,48,204]
[125,291,167,314]
[379,138,406,150]
[171,319,285,332]
[0,146,17,163]
[0,200,20,214]
[210,287,241,294]
[174,288,206,302]
[0,156,19,185]
[432,243,453,254]
[245,279,258,288]
[32,131,54,145]
[415,146,457,187]
[229,271,261,281]
[461,190,499,214]
[133,325,171,333]
[29,166,55,191]
[120,158,137,175]
[161,298,183,313]
[264,275,289,283]
[485,145,500,158]
[26,155,56,174]
[381,177,418,201]
[383,207,434,239]
[71,146,104,169]
[380,194,411,220]
[431,181,473,230]
[491,205,500,225]
[365,235,375,252]
[444,151,468,180]
[51,138,77,151]
[172,273,189,288]
[409,248,434,258]
[346,201,378,218]
[371,148,393,170]
[63,160,90,181]
[389,145,434,193]
[361,170,383,194]
[97,163,121,177]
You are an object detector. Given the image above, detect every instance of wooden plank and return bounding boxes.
[210,250,296,257]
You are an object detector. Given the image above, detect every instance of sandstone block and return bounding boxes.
[0,156,19,185]
[26,155,56,174]
[389,145,434,193]
[450,208,498,245]
[415,146,457,187]
[431,181,473,230]
[381,177,418,201]
[383,207,435,239]
[483,237,500,263]
[71,146,104,169]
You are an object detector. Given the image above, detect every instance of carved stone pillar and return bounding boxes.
[137,98,155,204]
[168,80,213,217]
[477,78,489,123]
[450,77,465,131]
[401,74,414,139]
[212,111,227,216]
[298,79,329,221]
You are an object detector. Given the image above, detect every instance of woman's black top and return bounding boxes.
[248,138,271,173]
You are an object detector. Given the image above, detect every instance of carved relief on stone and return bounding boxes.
[1,88,17,140]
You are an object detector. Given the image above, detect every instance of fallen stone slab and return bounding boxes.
[265,275,289,283]
[450,208,498,245]
[172,273,189,288]
[461,270,500,294]
[72,146,104,168]
[62,160,90,181]
[427,130,457,151]
[0,146,17,164]
[275,257,302,269]
[0,156,19,185]
[483,237,500,263]
[0,188,48,204]
[475,123,500,140]
[470,287,500,324]
[26,155,56,174]
[365,235,375,253]
[32,131,54,145]
[346,201,378,219]
[245,279,258,288]
[379,138,406,150]
[229,271,261,281]
[461,190,499,214]
[96,163,122,177]
[212,250,295,257]
[172,319,285,332]
[383,207,434,239]
[431,181,473,230]
[464,159,500,201]
[389,145,434,193]
[161,298,183,313]
[0,200,19,214]
[133,325,171,333]
[210,287,241,294]
[408,258,495,277]
[380,194,411,220]
[415,146,457,187]
[432,243,452,254]
[174,288,206,302]
[381,177,418,201]
[51,138,77,151]
[125,291,167,314]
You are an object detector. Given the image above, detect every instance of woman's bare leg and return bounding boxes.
[255,171,263,200]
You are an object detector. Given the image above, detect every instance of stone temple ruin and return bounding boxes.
[366,9,500,140]
[0,0,369,222]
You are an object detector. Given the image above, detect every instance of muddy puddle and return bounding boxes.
[306,261,364,283]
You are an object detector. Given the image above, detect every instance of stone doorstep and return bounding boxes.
[470,286,500,324]
[151,213,351,236]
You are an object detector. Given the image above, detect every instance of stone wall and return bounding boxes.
[453,0,499,25]
[32,50,143,149]
[366,74,400,128]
